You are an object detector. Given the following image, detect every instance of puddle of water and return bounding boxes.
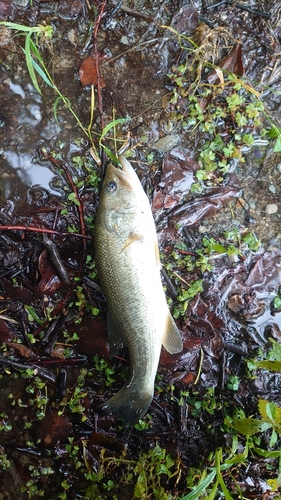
[0,68,87,207]
[3,150,57,194]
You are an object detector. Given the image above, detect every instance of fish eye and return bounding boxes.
[106,181,117,192]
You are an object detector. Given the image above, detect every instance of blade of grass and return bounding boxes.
[24,32,42,94]
[24,305,44,326]
[99,118,128,145]
[31,57,54,88]
[87,85,95,136]
[217,473,235,500]
[102,145,120,164]
[180,469,217,500]
[206,479,219,500]
[0,21,52,34]
[28,36,47,62]
[54,96,63,127]
[215,449,235,500]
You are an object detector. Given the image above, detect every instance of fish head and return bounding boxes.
[96,155,150,236]
[101,155,144,201]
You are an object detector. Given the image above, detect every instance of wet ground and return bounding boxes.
[0,0,281,499]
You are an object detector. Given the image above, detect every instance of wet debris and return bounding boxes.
[0,1,15,20]
[200,43,244,110]
[0,276,33,304]
[36,410,73,447]
[106,0,154,23]
[152,147,198,211]
[155,172,241,236]
[207,0,271,19]
[171,3,199,35]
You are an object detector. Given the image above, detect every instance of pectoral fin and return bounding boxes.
[162,312,183,354]
[121,233,143,253]
[107,310,124,358]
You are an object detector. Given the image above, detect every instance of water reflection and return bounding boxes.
[4,151,56,193]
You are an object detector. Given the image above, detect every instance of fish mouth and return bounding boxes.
[118,154,133,173]
[106,155,135,188]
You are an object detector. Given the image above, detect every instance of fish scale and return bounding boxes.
[94,154,183,425]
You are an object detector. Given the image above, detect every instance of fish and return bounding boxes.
[94,155,183,426]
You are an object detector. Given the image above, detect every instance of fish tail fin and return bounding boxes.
[97,385,153,426]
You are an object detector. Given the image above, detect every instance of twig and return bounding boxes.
[207,0,271,18]
[110,0,154,22]
[43,234,71,285]
[0,225,90,239]
[93,0,107,137]
[161,267,178,299]
[0,358,56,384]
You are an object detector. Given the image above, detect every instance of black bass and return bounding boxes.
[94,155,183,425]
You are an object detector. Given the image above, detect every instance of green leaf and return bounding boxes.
[99,118,128,144]
[265,401,281,426]
[253,447,281,459]
[266,401,277,423]
[24,305,44,326]
[68,192,80,206]
[206,479,219,500]
[31,58,54,88]
[258,399,271,423]
[270,428,278,447]
[101,145,119,164]
[274,135,281,152]
[273,296,281,311]
[28,36,45,63]
[217,473,235,500]
[267,126,281,138]
[268,339,281,361]
[224,453,248,466]
[0,21,42,32]
[134,469,147,498]
[267,475,281,492]
[242,232,261,251]
[255,360,281,372]
[53,96,63,126]
[242,133,255,147]
[212,243,227,253]
[231,417,271,435]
